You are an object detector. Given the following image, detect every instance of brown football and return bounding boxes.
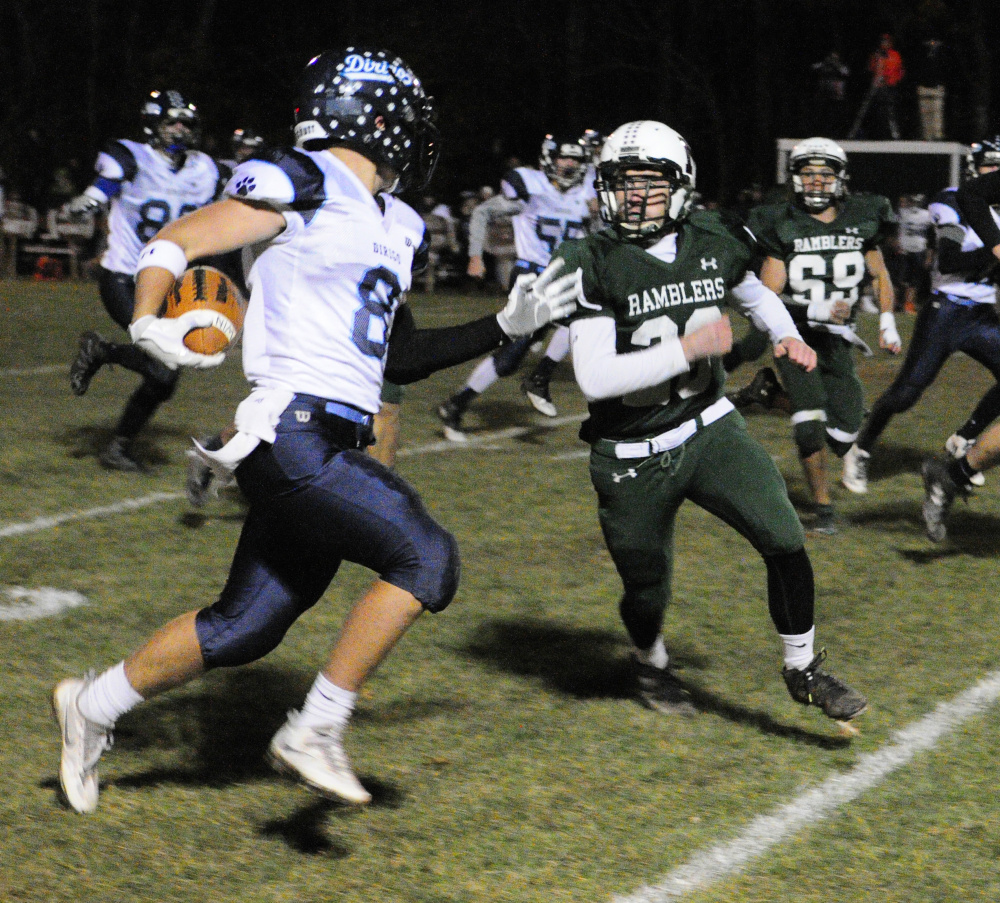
[164,266,246,355]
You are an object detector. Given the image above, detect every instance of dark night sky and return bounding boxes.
[2,0,998,206]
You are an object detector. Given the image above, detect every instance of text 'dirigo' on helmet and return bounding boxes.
[142,90,200,153]
[540,133,591,190]
[596,120,696,243]
[788,136,848,212]
[293,47,441,194]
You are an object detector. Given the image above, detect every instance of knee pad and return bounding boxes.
[826,432,854,459]
[793,417,826,459]
[196,596,301,668]
[402,522,460,613]
[493,336,532,378]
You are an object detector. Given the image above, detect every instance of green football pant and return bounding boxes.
[775,331,864,459]
[588,411,806,649]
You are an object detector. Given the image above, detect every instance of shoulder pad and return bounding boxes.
[501,169,532,202]
[688,208,754,249]
[225,148,325,210]
[96,140,138,182]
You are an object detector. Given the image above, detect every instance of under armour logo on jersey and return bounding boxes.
[612,468,638,482]
[295,411,311,423]
[844,227,860,234]
[700,257,718,270]
[234,176,256,197]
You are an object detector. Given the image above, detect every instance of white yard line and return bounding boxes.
[613,668,1000,902]
[0,364,67,377]
[0,414,588,538]
[0,492,184,539]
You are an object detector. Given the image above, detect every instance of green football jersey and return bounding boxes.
[746,193,893,323]
[555,210,753,441]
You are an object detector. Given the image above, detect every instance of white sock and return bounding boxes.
[298,673,356,731]
[466,356,499,394]
[779,626,816,670]
[543,325,571,361]
[78,661,144,729]
[634,636,669,670]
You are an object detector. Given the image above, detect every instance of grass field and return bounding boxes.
[2,278,999,903]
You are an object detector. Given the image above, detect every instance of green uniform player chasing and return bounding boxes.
[534,120,867,723]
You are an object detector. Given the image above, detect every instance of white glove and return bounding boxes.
[129,313,227,371]
[880,311,902,351]
[496,258,583,337]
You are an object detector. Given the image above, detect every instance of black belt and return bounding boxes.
[287,394,375,449]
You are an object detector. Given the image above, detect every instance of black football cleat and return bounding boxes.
[521,372,557,417]
[99,437,146,473]
[70,331,110,397]
[921,456,970,543]
[729,366,782,411]
[782,650,867,721]
[437,399,467,442]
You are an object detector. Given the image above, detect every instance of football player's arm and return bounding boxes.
[67,143,135,215]
[385,259,581,383]
[467,194,521,277]
[569,315,732,401]
[128,198,285,369]
[731,271,816,372]
[957,170,1000,261]
[132,198,284,321]
[865,247,901,353]
[936,229,997,275]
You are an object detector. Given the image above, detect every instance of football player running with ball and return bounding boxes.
[546,121,867,723]
[437,132,598,438]
[68,90,223,472]
[746,138,900,534]
[51,48,579,814]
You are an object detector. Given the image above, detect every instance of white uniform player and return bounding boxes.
[51,48,581,815]
[439,134,599,438]
[67,90,221,472]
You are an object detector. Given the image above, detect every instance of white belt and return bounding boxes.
[609,396,735,459]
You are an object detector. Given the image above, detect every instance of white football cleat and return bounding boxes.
[268,711,372,805]
[945,433,985,485]
[52,673,113,814]
[841,444,869,494]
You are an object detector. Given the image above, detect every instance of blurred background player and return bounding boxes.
[745,137,899,533]
[67,90,221,471]
[219,128,266,179]
[437,132,598,439]
[843,137,1000,494]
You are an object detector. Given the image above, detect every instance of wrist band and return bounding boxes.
[136,240,188,279]
[879,311,896,331]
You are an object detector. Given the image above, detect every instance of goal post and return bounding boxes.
[775,139,970,199]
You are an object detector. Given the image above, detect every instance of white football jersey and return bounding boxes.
[226,148,427,413]
[929,189,999,304]
[97,140,219,274]
[501,166,596,268]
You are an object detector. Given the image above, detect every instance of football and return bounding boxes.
[164,266,246,355]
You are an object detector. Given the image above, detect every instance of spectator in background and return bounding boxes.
[866,33,904,140]
[916,38,946,141]
[811,50,850,137]
[895,193,933,313]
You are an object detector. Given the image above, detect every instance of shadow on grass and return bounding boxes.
[59,424,187,468]
[91,667,412,810]
[259,799,354,856]
[462,618,849,749]
[850,502,1000,557]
